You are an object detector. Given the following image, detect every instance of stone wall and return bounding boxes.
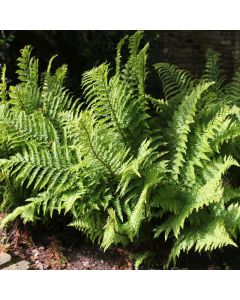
[6,30,240,97]
[146,30,240,96]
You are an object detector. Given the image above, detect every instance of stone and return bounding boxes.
[2,260,29,270]
[0,252,11,267]
[82,261,89,268]
[221,40,232,46]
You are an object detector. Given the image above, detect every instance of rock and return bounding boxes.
[82,261,89,268]
[37,262,44,270]
[0,252,11,268]
[35,260,44,270]
[2,260,29,270]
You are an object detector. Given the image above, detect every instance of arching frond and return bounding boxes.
[169,81,214,181]
[167,219,236,268]
[155,63,194,99]
[202,48,226,90]
[0,105,58,149]
[1,33,240,269]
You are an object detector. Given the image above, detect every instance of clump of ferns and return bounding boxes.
[1,32,240,268]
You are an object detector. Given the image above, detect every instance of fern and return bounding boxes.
[1,32,240,269]
[169,81,214,181]
[0,65,7,102]
[202,49,226,90]
[154,63,194,99]
[16,45,38,84]
[0,106,58,150]
[167,219,237,268]
[152,50,240,266]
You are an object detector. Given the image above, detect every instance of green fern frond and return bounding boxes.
[16,45,35,83]
[120,31,150,145]
[130,162,168,235]
[77,110,128,178]
[201,156,239,183]
[8,82,41,113]
[7,141,80,194]
[169,81,214,181]
[154,179,223,240]
[224,203,240,238]
[0,187,16,211]
[116,35,128,76]
[151,184,186,214]
[69,213,104,244]
[101,208,128,250]
[223,186,240,203]
[1,33,240,269]
[129,186,149,236]
[202,49,226,90]
[184,105,240,184]
[117,139,161,196]
[0,194,44,228]
[42,62,68,98]
[42,88,73,120]
[82,64,129,146]
[167,219,237,268]
[101,208,119,250]
[0,65,7,102]
[224,70,240,106]
[155,63,194,99]
[133,251,153,270]
[0,106,58,149]
[128,31,144,57]
[82,34,150,150]
[155,155,238,242]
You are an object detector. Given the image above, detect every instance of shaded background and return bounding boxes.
[1,30,240,97]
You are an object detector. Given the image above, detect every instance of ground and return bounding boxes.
[1,213,240,270]
[0,213,133,270]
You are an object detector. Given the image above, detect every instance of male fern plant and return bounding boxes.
[153,52,240,266]
[0,32,240,268]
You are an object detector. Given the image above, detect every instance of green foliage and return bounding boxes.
[168,81,214,181]
[132,251,154,270]
[202,49,226,90]
[154,62,194,100]
[0,33,240,269]
[152,48,240,267]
